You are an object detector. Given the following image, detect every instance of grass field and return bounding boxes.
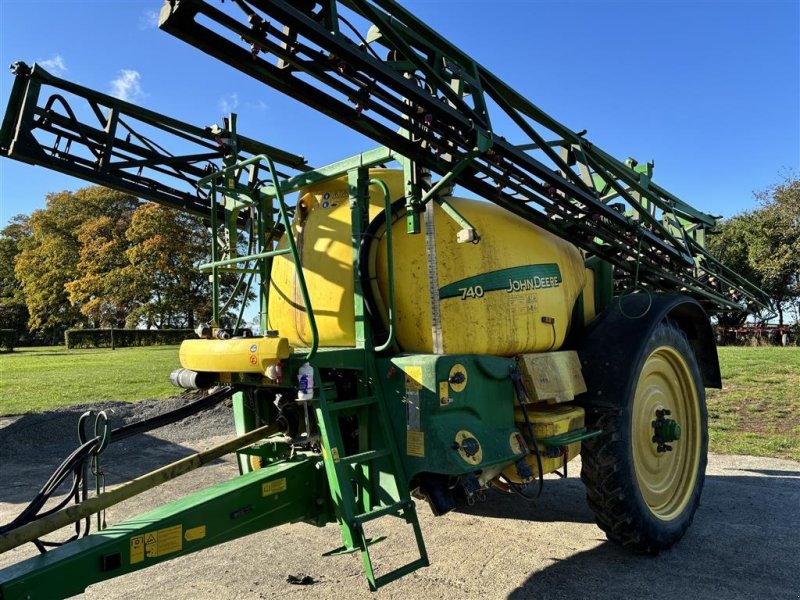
[1,345,798,460]
[706,346,799,461]
[0,346,181,415]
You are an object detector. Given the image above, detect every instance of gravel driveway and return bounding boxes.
[1,398,798,600]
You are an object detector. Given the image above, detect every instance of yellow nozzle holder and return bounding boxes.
[179,337,290,374]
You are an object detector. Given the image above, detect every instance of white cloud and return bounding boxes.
[139,8,159,30]
[38,55,67,75]
[218,93,239,115]
[109,70,146,103]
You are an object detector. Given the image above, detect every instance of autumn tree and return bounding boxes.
[123,203,214,329]
[11,185,252,337]
[14,188,141,337]
[65,198,142,327]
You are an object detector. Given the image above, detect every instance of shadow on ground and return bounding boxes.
[482,468,800,600]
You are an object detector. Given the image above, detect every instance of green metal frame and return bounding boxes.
[0,0,778,594]
[0,457,327,600]
[0,62,308,219]
[197,152,319,357]
[159,0,772,314]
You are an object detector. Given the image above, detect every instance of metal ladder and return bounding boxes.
[313,373,429,590]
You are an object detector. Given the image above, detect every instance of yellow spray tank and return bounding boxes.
[269,169,587,356]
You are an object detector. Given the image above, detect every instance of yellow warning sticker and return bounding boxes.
[262,478,287,497]
[331,447,341,463]
[130,535,144,565]
[184,525,207,542]
[439,381,451,407]
[405,366,423,391]
[143,524,183,560]
[407,430,425,457]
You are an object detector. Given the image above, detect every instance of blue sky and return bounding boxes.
[0,0,798,229]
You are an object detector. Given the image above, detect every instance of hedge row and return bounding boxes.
[0,329,15,352]
[65,328,194,349]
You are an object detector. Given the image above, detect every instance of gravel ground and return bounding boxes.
[1,399,798,600]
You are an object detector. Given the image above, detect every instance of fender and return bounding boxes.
[578,293,721,411]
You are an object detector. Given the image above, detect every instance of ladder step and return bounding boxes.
[373,557,430,590]
[354,501,408,524]
[327,396,377,412]
[321,536,387,557]
[338,448,390,466]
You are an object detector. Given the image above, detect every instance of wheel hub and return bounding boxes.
[651,408,681,452]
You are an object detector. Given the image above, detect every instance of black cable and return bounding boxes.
[338,14,383,61]
[510,367,544,498]
[0,438,101,535]
[357,197,407,350]
[507,479,540,502]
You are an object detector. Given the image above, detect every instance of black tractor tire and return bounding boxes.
[581,320,708,554]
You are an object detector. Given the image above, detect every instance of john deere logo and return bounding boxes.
[438,264,562,301]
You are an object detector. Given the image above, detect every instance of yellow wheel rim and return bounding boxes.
[632,346,701,521]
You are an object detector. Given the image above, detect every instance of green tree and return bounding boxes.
[0,215,32,339]
[123,204,253,329]
[13,185,255,338]
[709,175,800,325]
[750,176,800,324]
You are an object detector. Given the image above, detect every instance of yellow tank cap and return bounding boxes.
[179,337,290,374]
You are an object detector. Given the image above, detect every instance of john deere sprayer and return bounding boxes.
[0,1,771,596]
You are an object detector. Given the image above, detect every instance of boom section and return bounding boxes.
[0,61,308,217]
[158,0,770,313]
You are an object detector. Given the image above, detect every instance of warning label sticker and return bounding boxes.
[407,430,425,457]
[184,525,207,542]
[439,381,452,407]
[405,366,423,391]
[130,524,183,565]
[130,535,144,565]
[262,478,287,497]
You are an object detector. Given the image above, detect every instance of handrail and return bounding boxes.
[264,154,319,360]
[200,153,319,360]
[198,248,290,271]
[371,179,396,353]
[196,153,274,188]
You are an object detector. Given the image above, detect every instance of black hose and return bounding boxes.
[0,437,100,544]
[113,385,238,442]
[0,386,240,546]
[357,197,407,350]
